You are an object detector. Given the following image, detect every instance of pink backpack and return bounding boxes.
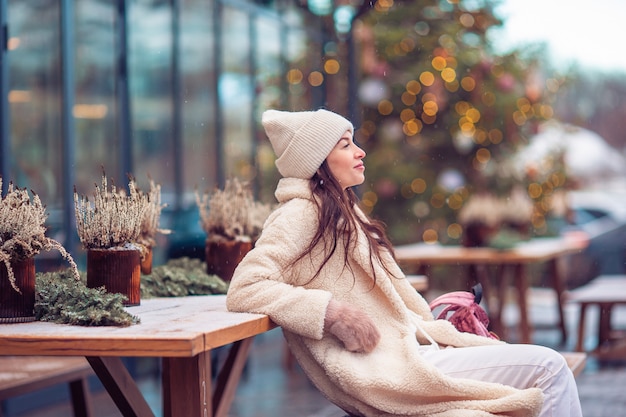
[428,284,499,340]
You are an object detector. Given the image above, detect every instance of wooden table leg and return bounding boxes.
[466,264,480,288]
[547,258,568,344]
[69,376,94,417]
[213,338,254,417]
[514,263,532,344]
[576,303,588,352]
[480,264,505,339]
[162,351,211,417]
[493,264,510,340]
[598,303,614,347]
[161,338,254,417]
[86,356,155,417]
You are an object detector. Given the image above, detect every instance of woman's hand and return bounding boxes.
[324,299,380,353]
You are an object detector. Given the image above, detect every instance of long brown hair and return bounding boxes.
[290,161,398,285]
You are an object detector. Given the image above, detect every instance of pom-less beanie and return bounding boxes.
[262,109,354,179]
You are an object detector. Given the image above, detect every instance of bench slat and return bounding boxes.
[0,356,93,399]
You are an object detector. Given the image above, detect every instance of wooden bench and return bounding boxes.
[0,356,94,417]
[565,275,626,359]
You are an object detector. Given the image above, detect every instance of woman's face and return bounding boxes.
[325,130,366,190]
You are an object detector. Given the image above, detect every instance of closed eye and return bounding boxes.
[337,138,351,148]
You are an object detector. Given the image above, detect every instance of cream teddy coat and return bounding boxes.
[227,178,544,417]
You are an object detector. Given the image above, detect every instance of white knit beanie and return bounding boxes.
[262,109,354,179]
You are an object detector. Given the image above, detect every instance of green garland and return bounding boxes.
[34,257,228,327]
[35,269,139,327]
[141,257,229,298]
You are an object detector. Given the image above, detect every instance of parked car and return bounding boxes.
[561,187,626,288]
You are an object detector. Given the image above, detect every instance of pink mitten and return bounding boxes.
[324,299,380,353]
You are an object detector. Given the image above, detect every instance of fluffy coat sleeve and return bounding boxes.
[227,196,332,340]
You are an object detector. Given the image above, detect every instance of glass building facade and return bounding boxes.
[0,0,355,264]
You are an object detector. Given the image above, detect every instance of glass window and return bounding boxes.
[180,0,217,203]
[285,25,314,110]
[129,0,175,195]
[74,0,119,191]
[1,0,324,252]
[220,6,253,181]
[254,13,282,198]
[254,14,282,114]
[7,1,62,205]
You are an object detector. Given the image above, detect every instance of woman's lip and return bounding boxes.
[355,163,365,170]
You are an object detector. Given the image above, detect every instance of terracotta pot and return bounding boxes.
[87,248,141,306]
[140,246,153,275]
[205,239,252,282]
[462,222,498,247]
[0,257,36,323]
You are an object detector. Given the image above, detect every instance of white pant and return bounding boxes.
[420,344,583,417]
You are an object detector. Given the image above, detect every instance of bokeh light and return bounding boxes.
[419,71,435,86]
[432,56,447,71]
[308,71,324,87]
[406,80,422,94]
[423,100,438,116]
[441,67,456,82]
[286,69,303,84]
[324,59,340,74]
[461,76,476,91]
[378,99,394,115]
[447,223,463,239]
[422,228,438,243]
[475,148,491,164]
[411,178,427,193]
[401,92,417,105]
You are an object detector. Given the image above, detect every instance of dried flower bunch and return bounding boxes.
[195,178,273,242]
[74,174,148,249]
[458,190,533,227]
[136,177,170,248]
[0,178,79,292]
[458,193,503,228]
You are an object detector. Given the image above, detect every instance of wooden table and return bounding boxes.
[395,236,588,344]
[566,275,626,358]
[0,295,276,417]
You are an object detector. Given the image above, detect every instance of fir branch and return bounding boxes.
[35,269,139,326]
[140,257,228,298]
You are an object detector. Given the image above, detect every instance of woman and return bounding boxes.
[227,109,582,417]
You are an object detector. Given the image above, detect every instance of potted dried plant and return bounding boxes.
[195,178,272,281]
[1,178,79,322]
[458,188,533,248]
[458,193,502,247]
[74,174,148,306]
[135,177,170,275]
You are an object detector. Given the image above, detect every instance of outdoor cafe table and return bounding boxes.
[0,294,276,417]
[394,236,589,344]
